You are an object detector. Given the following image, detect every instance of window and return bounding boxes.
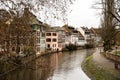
[37,47,40,51]
[37,38,40,43]
[47,44,50,48]
[53,44,54,47]
[54,44,56,47]
[18,47,20,52]
[12,47,15,51]
[58,44,61,47]
[37,31,40,36]
[46,33,51,36]
[46,38,51,42]
[53,33,57,36]
[11,39,16,45]
[42,33,45,37]
[41,40,45,44]
[52,38,57,42]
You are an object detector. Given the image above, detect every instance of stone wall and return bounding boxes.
[105,53,120,63]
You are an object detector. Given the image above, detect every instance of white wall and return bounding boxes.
[71,35,78,45]
[77,40,86,46]
[65,35,72,45]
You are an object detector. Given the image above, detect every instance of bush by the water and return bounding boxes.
[85,44,94,48]
[65,44,77,51]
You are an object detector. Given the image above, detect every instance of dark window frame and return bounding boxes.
[52,38,57,42]
[46,38,51,42]
[46,33,51,36]
[53,33,57,36]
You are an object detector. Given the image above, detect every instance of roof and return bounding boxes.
[46,27,57,32]
[90,27,101,34]
[62,25,75,35]
[81,26,90,34]
[81,26,88,31]
[23,8,42,25]
[53,27,65,31]
[90,29,95,34]
[31,24,47,31]
[72,30,79,33]
[78,31,85,40]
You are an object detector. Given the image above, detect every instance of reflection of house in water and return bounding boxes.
[48,52,62,79]
[0,52,62,80]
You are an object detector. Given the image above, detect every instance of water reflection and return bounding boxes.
[0,49,94,80]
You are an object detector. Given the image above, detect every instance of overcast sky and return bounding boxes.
[68,0,101,28]
[55,0,101,28]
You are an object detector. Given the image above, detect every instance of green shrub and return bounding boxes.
[65,44,77,51]
[85,44,94,49]
[62,48,69,52]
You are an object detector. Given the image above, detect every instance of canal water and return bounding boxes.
[0,49,94,80]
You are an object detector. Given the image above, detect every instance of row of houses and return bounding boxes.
[31,23,102,55]
[0,8,102,56]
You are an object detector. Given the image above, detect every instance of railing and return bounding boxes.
[105,53,120,63]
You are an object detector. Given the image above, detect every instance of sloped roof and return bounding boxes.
[81,26,91,34]
[91,27,101,34]
[62,25,75,35]
[78,31,85,40]
[81,26,88,31]
[46,27,57,32]
[53,27,65,31]
[90,29,95,34]
[23,8,42,25]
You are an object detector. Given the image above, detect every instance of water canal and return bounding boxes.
[0,49,94,80]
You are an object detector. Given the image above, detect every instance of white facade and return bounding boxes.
[71,34,78,45]
[57,28,66,50]
[65,34,72,45]
[90,28,102,46]
[77,27,89,45]
[77,39,86,46]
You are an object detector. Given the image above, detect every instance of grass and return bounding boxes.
[82,55,120,80]
[114,51,120,56]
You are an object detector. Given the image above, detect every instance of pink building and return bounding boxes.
[46,28,64,51]
[46,31,59,51]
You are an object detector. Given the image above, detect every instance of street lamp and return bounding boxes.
[114,45,118,69]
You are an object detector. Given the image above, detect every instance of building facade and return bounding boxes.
[77,27,91,45]
[46,27,66,51]
[31,24,46,55]
[46,31,59,51]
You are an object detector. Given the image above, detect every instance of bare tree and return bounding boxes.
[0,0,74,23]
[0,9,15,56]
[0,0,75,56]
[110,0,120,22]
[0,9,36,58]
[100,0,117,51]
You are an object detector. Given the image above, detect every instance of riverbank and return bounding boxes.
[0,50,60,77]
[0,49,94,80]
[0,47,93,77]
[82,48,120,80]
